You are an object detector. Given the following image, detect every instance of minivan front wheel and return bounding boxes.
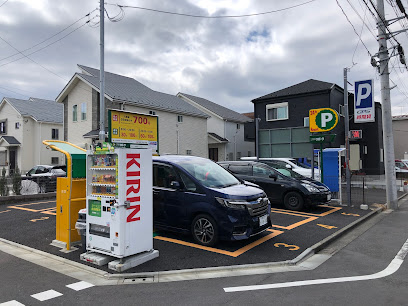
[284,191,304,211]
[191,214,218,247]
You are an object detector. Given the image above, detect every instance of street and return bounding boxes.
[1,196,408,305]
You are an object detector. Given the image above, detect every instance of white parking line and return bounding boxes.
[0,301,25,306]
[31,289,62,301]
[224,238,408,293]
[66,281,94,291]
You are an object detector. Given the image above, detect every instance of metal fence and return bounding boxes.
[2,176,59,195]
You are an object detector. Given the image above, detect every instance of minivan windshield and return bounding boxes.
[178,159,241,188]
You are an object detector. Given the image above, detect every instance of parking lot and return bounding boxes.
[0,193,387,274]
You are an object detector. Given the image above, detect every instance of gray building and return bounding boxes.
[252,79,384,175]
[178,93,253,162]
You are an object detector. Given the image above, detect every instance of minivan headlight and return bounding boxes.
[301,183,319,193]
[216,197,247,210]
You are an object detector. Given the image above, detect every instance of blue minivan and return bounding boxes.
[152,155,271,246]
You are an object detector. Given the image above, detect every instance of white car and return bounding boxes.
[241,157,320,179]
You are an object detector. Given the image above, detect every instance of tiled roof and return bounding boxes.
[4,97,62,124]
[252,79,337,102]
[179,93,252,123]
[0,136,21,145]
[208,132,229,143]
[76,65,208,119]
[242,112,254,119]
[393,114,408,121]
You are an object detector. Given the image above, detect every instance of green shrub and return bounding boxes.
[0,167,7,196]
[12,166,22,195]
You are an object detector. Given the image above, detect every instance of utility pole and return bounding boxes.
[99,0,105,143]
[343,68,352,207]
[377,0,398,210]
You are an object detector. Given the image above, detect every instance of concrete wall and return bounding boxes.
[224,121,254,160]
[64,81,93,147]
[393,118,408,160]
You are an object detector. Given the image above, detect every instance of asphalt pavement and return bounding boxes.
[1,193,408,305]
[0,187,398,275]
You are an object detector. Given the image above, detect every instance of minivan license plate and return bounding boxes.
[259,215,268,226]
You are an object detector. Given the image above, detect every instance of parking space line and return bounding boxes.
[154,229,283,257]
[271,212,319,230]
[0,300,25,305]
[271,205,342,217]
[0,210,10,214]
[7,200,55,208]
[7,206,55,213]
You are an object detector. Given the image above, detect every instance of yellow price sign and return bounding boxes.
[109,110,158,153]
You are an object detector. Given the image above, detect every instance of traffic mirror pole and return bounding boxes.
[344,68,352,207]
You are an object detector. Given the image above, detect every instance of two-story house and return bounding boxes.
[177,93,253,162]
[0,97,64,175]
[56,65,209,157]
[252,79,384,175]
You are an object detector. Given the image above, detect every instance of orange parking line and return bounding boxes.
[270,205,342,217]
[154,229,283,257]
[8,200,55,207]
[0,210,10,214]
[270,210,319,230]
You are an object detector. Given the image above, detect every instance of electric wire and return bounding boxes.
[0,0,8,8]
[336,0,373,56]
[0,9,98,63]
[107,0,317,18]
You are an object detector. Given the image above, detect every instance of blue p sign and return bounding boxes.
[355,80,373,108]
[354,79,375,123]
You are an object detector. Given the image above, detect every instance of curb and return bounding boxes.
[0,193,56,205]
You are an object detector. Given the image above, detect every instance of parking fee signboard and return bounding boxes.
[108,109,159,154]
[354,79,375,123]
[309,108,339,133]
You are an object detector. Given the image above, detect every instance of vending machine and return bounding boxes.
[85,146,153,258]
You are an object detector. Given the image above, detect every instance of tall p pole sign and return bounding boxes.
[354,79,375,123]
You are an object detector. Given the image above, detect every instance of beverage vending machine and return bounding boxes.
[86,147,153,258]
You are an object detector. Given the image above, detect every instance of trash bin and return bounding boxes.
[75,208,87,251]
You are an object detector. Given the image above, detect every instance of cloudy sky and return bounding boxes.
[0,0,408,115]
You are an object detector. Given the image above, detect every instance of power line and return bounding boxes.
[0,0,8,8]
[0,9,98,63]
[107,0,317,18]
[336,0,373,56]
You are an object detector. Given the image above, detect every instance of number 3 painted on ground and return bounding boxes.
[274,243,300,251]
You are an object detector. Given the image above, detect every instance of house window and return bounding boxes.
[186,150,192,155]
[52,129,59,140]
[73,105,78,122]
[51,157,59,164]
[0,120,6,134]
[237,124,240,129]
[15,122,20,129]
[149,110,156,116]
[81,103,87,120]
[266,102,288,121]
[177,115,183,123]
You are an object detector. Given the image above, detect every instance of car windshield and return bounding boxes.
[178,159,240,188]
[274,167,305,179]
[290,159,311,169]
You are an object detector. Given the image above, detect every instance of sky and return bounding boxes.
[1,0,408,115]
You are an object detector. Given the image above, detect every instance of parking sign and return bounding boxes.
[354,79,375,123]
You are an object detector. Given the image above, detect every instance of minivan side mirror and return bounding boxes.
[170,181,181,189]
[269,174,277,181]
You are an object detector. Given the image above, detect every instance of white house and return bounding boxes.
[177,93,254,162]
[0,97,64,175]
[55,65,209,157]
